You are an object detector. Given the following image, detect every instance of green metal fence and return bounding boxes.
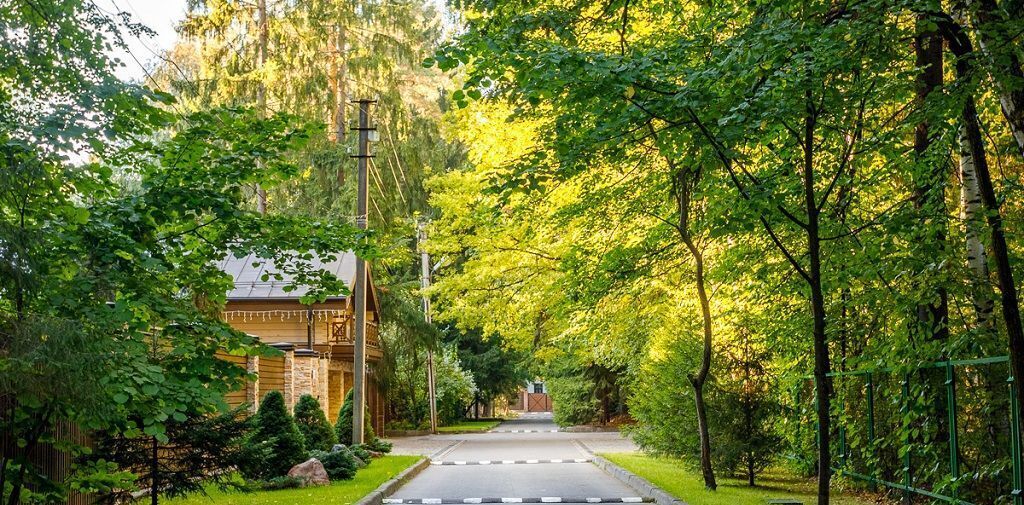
[795,356,1022,505]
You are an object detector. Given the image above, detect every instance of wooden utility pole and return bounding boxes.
[418,220,439,434]
[350,98,375,444]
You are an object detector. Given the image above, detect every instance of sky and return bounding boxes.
[94,0,189,82]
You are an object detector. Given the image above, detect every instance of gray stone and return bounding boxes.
[287,458,330,486]
[332,444,348,452]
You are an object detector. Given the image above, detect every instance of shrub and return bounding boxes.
[335,389,375,445]
[366,437,393,454]
[248,391,307,479]
[548,374,598,427]
[260,476,304,490]
[294,394,337,452]
[348,444,372,464]
[309,448,358,480]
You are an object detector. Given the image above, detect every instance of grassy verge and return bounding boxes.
[601,453,881,505]
[164,455,422,505]
[436,420,501,432]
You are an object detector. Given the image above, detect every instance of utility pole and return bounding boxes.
[350,98,375,444]
[418,220,438,434]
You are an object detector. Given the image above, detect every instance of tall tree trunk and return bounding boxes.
[913,22,949,342]
[939,13,1024,446]
[255,0,269,214]
[803,89,832,505]
[969,0,1024,155]
[685,240,717,491]
[959,124,996,329]
[333,23,348,185]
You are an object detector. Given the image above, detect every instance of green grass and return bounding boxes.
[436,420,501,432]
[601,453,882,505]
[164,455,422,505]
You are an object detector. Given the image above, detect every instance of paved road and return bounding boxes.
[386,413,645,504]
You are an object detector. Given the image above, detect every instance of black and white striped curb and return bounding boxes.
[383,498,653,504]
[431,459,591,466]
[487,429,560,433]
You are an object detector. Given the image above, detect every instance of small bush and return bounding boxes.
[260,476,303,490]
[247,391,307,479]
[294,394,337,452]
[348,444,372,464]
[309,448,358,480]
[366,437,393,453]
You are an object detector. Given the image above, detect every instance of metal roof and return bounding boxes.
[218,251,358,300]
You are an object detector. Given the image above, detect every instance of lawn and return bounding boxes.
[436,420,501,432]
[164,455,422,505]
[601,453,883,505]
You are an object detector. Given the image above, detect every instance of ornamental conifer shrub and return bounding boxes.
[334,389,375,445]
[294,394,337,452]
[250,391,306,479]
[309,448,358,480]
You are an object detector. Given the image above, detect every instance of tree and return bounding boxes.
[89,407,265,504]
[248,391,307,480]
[335,389,375,446]
[293,395,337,452]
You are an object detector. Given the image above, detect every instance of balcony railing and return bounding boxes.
[328,314,380,348]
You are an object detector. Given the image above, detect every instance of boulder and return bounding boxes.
[287,458,330,486]
[367,450,384,459]
[331,444,347,452]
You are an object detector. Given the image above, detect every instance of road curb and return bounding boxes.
[355,457,432,505]
[574,441,686,505]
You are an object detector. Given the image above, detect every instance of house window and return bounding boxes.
[533,382,544,394]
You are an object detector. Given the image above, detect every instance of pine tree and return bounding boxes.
[294,394,338,452]
[335,389,375,445]
[250,391,307,479]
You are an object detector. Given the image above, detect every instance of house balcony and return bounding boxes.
[311,314,383,361]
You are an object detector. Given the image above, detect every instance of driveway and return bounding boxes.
[386,413,645,504]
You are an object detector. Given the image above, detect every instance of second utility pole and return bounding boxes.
[351,98,375,445]
[418,220,439,434]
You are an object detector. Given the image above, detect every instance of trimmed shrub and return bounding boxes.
[348,444,372,464]
[248,391,307,479]
[294,394,337,452]
[309,448,358,480]
[335,389,376,445]
[366,437,393,454]
[260,476,304,490]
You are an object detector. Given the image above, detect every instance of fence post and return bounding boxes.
[902,373,912,504]
[866,371,877,492]
[945,362,959,503]
[1010,366,1023,505]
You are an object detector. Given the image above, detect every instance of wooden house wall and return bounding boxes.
[223,300,345,346]
[258,355,286,401]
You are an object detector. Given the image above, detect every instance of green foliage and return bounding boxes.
[348,444,372,466]
[293,395,337,452]
[434,347,478,425]
[443,326,529,406]
[308,449,358,481]
[548,374,599,428]
[259,476,304,491]
[366,437,393,454]
[247,392,307,480]
[90,407,263,503]
[334,389,376,446]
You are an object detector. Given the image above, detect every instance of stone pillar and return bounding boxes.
[292,349,318,410]
[246,355,260,413]
[318,357,330,419]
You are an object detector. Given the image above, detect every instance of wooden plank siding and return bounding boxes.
[257,355,286,401]
[215,351,251,409]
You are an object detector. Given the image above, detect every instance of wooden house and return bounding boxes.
[217,252,386,434]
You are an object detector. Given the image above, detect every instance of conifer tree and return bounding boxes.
[294,394,337,452]
[250,391,307,479]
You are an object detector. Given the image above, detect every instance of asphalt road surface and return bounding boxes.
[385,413,648,505]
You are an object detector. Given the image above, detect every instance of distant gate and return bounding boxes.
[527,393,552,412]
